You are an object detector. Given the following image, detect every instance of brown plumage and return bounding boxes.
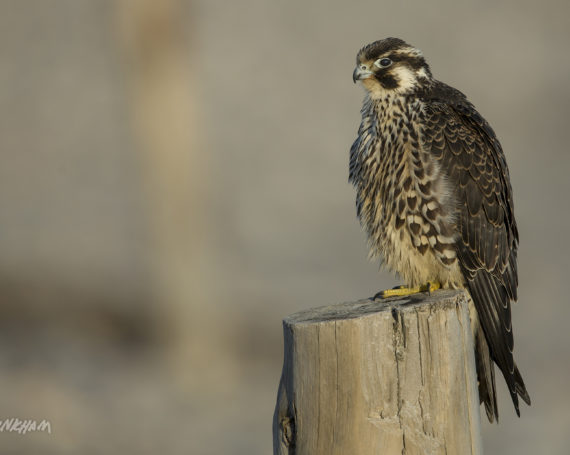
[350,38,530,422]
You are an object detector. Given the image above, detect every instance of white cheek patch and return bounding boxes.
[391,65,418,92]
[362,78,386,99]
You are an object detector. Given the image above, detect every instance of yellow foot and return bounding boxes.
[374,282,441,299]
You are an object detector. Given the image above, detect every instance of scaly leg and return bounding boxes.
[374,282,441,299]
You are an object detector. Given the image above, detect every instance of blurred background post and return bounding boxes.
[115,0,222,387]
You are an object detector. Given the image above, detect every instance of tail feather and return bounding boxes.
[475,327,531,422]
[514,363,531,406]
[496,359,530,418]
[475,324,498,422]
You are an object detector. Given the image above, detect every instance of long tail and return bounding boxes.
[475,323,531,423]
[475,325,498,422]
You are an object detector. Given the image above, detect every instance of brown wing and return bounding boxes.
[421,85,530,420]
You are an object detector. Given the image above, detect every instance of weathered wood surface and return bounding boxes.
[273,289,483,455]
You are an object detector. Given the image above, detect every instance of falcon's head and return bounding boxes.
[353,38,432,97]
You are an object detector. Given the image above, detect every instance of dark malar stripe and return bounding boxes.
[376,73,398,89]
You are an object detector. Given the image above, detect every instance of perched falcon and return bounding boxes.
[350,37,530,422]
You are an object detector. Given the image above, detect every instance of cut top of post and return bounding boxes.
[285,289,464,325]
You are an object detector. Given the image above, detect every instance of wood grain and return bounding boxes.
[273,290,483,455]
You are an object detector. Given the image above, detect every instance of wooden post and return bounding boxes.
[273,289,483,455]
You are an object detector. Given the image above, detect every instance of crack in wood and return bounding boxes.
[273,290,482,454]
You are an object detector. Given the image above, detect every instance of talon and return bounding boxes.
[373,285,406,299]
[419,281,441,294]
[428,281,441,294]
[373,291,385,300]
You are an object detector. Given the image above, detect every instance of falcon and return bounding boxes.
[349,37,530,421]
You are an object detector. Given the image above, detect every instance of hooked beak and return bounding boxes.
[353,65,373,83]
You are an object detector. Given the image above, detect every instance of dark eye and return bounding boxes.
[375,58,392,68]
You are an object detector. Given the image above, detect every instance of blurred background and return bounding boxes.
[0,0,568,453]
